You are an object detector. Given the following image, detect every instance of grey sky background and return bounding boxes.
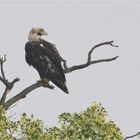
[0,1,140,139]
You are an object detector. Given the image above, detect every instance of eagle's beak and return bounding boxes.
[43,31,47,36]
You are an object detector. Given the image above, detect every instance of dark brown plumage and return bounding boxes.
[25,28,68,94]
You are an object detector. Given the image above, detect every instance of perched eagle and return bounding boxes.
[25,27,69,94]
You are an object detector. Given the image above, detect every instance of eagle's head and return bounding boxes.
[28,27,47,42]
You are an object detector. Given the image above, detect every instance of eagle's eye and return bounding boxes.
[37,29,45,36]
[37,32,42,36]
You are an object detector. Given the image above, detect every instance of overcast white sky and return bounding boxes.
[0,1,140,139]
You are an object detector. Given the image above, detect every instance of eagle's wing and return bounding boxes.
[25,41,68,93]
[40,40,62,65]
[40,40,65,79]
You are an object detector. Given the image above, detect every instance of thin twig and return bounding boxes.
[8,103,18,110]
[0,55,7,85]
[0,55,6,79]
[87,41,118,62]
[124,132,140,140]
[11,78,20,85]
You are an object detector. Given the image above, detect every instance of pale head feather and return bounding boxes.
[28,27,47,42]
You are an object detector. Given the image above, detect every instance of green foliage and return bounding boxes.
[0,103,124,140]
[18,113,47,140]
[0,106,18,140]
[47,103,123,140]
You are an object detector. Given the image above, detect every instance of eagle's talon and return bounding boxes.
[37,79,54,89]
[42,82,54,89]
[47,84,55,89]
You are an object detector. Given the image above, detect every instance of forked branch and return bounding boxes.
[0,56,20,105]
[62,41,119,73]
[0,41,119,109]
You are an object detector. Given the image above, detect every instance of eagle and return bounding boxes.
[25,27,69,94]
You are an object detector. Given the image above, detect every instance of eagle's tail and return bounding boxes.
[53,80,69,94]
[62,83,69,94]
[59,81,69,94]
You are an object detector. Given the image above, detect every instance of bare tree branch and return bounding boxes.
[0,87,11,105]
[124,132,140,140]
[0,55,7,86]
[0,78,20,105]
[0,54,6,80]
[0,76,7,86]
[0,41,119,110]
[0,55,20,105]
[87,41,118,62]
[64,56,118,73]
[4,81,54,110]
[62,41,119,73]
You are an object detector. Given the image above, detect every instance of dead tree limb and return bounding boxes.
[0,56,20,105]
[62,41,118,73]
[0,54,6,80]
[0,41,119,110]
[4,81,54,110]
